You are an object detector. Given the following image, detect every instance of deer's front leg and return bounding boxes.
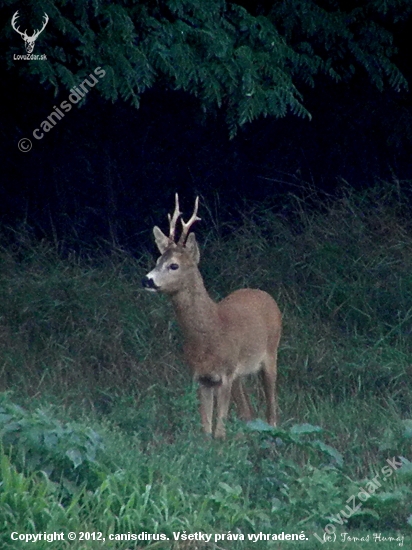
[199,385,214,436]
[214,376,233,439]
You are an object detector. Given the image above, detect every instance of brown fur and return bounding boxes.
[143,197,282,439]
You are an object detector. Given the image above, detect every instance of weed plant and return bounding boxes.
[0,181,412,548]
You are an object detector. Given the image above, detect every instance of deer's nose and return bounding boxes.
[142,276,159,290]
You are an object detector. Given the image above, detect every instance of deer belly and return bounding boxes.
[234,352,266,377]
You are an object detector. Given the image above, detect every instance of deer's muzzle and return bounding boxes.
[142,276,159,291]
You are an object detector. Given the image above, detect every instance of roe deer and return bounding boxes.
[142,195,282,439]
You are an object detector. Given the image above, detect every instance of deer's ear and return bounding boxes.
[153,226,170,254]
[185,232,200,265]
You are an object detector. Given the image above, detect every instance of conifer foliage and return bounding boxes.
[4,0,410,135]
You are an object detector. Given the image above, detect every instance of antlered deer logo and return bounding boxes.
[11,11,49,53]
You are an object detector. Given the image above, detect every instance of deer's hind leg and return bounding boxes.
[261,354,278,427]
[231,378,254,421]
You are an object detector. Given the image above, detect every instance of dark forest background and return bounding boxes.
[1,0,411,251]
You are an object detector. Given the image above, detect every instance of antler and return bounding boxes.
[178,196,201,245]
[167,193,182,242]
[31,13,49,40]
[166,194,201,245]
[11,11,26,38]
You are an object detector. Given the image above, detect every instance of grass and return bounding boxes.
[0,181,412,548]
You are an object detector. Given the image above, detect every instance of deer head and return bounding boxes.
[142,194,201,294]
[11,11,49,53]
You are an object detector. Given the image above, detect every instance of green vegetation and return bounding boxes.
[6,0,410,136]
[1,182,412,549]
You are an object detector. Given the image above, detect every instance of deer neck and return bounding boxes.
[170,271,219,344]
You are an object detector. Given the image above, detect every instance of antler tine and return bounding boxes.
[167,193,182,242]
[33,13,49,38]
[178,196,201,245]
[11,11,25,37]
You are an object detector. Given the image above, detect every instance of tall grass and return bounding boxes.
[0,181,411,548]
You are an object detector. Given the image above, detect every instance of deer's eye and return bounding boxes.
[169,263,179,270]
